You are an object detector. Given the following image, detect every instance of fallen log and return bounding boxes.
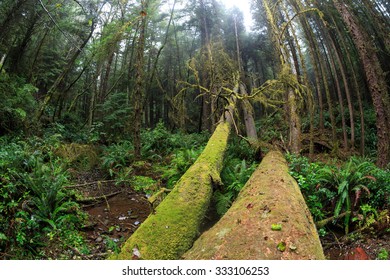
[183,151,325,260]
[112,120,232,260]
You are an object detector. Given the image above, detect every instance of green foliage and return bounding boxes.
[287,154,389,234]
[162,147,203,188]
[0,73,37,134]
[101,140,134,178]
[214,138,258,216]
[141,121,175,157]
[377,248,389,260]
[316,157,376,234]
[0,136,85,259]
[257,112,288,143]
[96,92,132,142]
[131,176,157,194]
[104,236,122,254]
[353,204,378,230]
[286,153,335,222]
[141,121,209,159]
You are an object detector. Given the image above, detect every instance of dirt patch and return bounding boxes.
[322,233,390,260]
[82,188,150,259]
[69,171,151,259]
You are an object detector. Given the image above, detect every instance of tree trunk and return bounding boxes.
[240,83,258,143]
[329,47,348,150]
[183,151,325,260]
[288,88,301,154]
[112,116,232,259]
[331,15,365,155]
[328,32,355,149]
[133,1,149,159]
[36,19,95,121]
[333,0,390,167]
[313,20,337,144]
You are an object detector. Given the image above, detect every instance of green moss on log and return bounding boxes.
[183,151,325,260]
[112,122,231,260]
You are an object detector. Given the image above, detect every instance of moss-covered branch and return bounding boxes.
[183,151,325,260]
[112,121,231,260]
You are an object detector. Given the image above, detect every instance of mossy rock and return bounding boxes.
[55,143,99,170]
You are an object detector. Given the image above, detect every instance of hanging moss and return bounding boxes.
[111,122,231,260]
[183,151,325,260]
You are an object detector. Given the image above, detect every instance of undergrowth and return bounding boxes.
[214,137,258,216]
[287,153,390,235]
[0,136,87,259]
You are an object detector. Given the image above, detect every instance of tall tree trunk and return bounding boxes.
[333,0,390,167]
[329,48,348,150]
[332,15,365,155]
[240,83,258,143]
[328,32,355,149]
[36,19,95,121]
[133,1,149,159]
[262,0,302,155]
[313,21,337,145]
[283,2,315,156]
[288,88,301,154]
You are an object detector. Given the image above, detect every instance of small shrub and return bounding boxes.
[377,248,389,260]
[131,176,157,194]
[0,73,37,134]
[101,140,134,177]
[95,92,132,142]
[287,153,388,234]
[286,153,334,222]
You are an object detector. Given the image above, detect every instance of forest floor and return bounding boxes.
[48,167,388,260]
[63,170,151,260]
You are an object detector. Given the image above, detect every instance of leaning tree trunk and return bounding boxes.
[183,150,325,260]
[112,104,234,260]
[333,0,390,167]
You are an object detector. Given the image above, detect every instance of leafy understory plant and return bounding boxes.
[215,159,257,216]
[317,157,375,234]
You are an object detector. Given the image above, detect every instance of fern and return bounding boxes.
[214,191,234,216]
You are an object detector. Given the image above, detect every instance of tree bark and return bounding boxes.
[112,109,234,259]
[240,83,258,143]
[183,151,325,260]
[333,1,390,167]
[133,1,149,159]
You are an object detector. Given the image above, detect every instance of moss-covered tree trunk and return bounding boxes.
[113,119,232,260]
[183,151,325,260]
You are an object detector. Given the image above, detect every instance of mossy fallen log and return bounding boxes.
[112,121,231,260]
[183,151,325,260]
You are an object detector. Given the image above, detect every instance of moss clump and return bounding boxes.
[55,143,98,170]
[271,224,282,231]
